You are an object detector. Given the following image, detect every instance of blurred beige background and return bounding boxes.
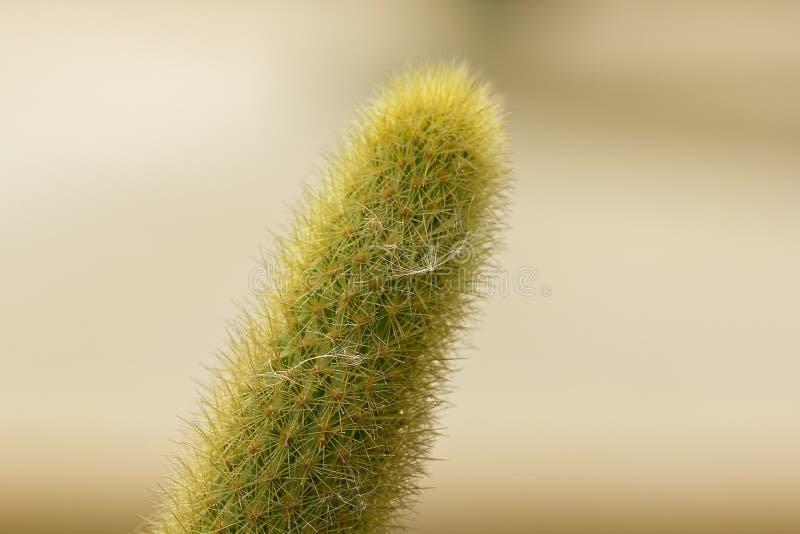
[1,1,799,532]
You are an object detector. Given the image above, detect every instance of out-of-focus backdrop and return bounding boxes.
[2,1,799,532]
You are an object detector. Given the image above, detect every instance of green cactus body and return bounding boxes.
[146,63,509,533]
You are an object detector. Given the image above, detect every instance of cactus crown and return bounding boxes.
[144,62,509,533]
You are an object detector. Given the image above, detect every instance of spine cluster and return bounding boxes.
[145,63,509,533]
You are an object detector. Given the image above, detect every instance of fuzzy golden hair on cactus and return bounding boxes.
[143,62,509,533]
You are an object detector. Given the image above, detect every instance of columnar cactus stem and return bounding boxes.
[144,62,509,533]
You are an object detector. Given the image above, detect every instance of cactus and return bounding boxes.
[144,62,509,533]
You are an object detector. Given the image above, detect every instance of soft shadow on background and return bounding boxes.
[2,1,799,533]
